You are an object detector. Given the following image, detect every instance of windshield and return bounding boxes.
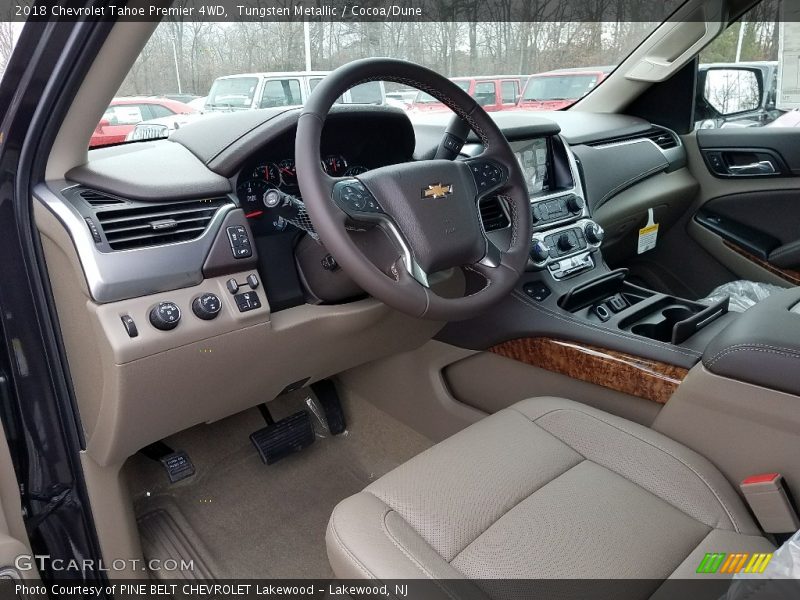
[416,81,471,104]
[93,6,685,147]
[522,74,603,102]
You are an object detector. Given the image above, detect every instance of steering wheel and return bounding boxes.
[295,58,531,321]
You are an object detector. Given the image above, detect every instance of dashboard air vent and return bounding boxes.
[79,189,126,207]
[586,126,678,150]
[95,197,229,251]
[480,196,510,232]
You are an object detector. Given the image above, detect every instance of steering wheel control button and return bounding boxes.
[226,278,239,294]
[149,301,181,331]
[120,315,138,338]
[470,161,504,192]
[227,225,252,259]
[442,133,464,154]
[192,293,222,321]
[334,180,381,215]
[246,274,260,289]
[523,281,551,302]
[234,291,261,313]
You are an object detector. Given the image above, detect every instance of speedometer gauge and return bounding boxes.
[323,155,348,176]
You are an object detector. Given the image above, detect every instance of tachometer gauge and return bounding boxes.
[344,165,368,176]
[237,178,273,218]
[324,155,348,176]
[278,158,297,187]
[252,162,281,186]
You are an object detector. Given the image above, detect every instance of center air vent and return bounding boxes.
[95,197,230,251]
[586,126,678,150]
[480,196,510,231]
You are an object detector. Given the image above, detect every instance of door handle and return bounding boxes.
[727,160,776,175]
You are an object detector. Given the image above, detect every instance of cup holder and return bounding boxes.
[630,307,697,343]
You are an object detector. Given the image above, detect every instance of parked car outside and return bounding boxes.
[204,71,386,112]
[517,66,613,110]
[124,111,213,142]
[90,97,197,148]
[407,75,528,113]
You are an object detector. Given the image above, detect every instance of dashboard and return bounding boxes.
[38,104,692,466]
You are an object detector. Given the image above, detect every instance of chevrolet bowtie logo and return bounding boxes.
[422,183,453,199]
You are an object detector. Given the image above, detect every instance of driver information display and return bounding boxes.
[515,138,549,194]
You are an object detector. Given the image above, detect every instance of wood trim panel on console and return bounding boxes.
[724,241,800,286]
[489,337,688,404]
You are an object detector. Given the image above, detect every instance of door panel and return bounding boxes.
[683,130,800,285]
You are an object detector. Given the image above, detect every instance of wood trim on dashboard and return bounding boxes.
[723,241,800,286]
[489,337,688,404]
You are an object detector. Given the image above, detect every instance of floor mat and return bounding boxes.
[127,388,432,579]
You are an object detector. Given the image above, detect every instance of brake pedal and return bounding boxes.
[250,410,315,465]
[310,379,346,435]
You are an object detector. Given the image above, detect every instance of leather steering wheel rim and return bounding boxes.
[295,58,531,321]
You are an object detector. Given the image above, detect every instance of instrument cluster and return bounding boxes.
[237,154,368,234]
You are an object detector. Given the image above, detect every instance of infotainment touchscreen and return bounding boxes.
[514,138,550,194]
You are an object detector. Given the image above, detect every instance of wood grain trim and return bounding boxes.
[724,241,800,285]
[489,338,688,404]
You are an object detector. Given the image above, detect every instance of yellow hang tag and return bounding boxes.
[637,208,659,254]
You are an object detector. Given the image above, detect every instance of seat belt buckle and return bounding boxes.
[740,473,800,534]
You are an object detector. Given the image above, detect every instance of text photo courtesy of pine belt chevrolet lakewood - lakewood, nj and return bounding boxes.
[1,1,800,599]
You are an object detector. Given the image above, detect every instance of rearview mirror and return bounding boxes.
[703,68,762,116]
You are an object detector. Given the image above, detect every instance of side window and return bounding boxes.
[474,81,496,106]
[696,0,785,129]
[260,79,302,108]
[149,104,176,119]
[501,80,518,104]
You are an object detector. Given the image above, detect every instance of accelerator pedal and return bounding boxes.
[250,408,315,465]
[310,379,347,435]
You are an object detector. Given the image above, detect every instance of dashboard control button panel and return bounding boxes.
[227,225,252,259]
[234,291,261,313]
[531,193,585,227]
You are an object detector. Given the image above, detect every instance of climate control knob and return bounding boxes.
[584,222,605,245]
[192,293,222,320]
[530,239,550,263]
[149,301,181,331]
[556,233,575,252]
[566,194,585,213]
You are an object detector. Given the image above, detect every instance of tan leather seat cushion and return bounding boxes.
[327,397,773,596]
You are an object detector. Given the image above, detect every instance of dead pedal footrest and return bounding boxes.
[250,410,315,465]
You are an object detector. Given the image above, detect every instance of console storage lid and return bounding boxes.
[703,287,800,396]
